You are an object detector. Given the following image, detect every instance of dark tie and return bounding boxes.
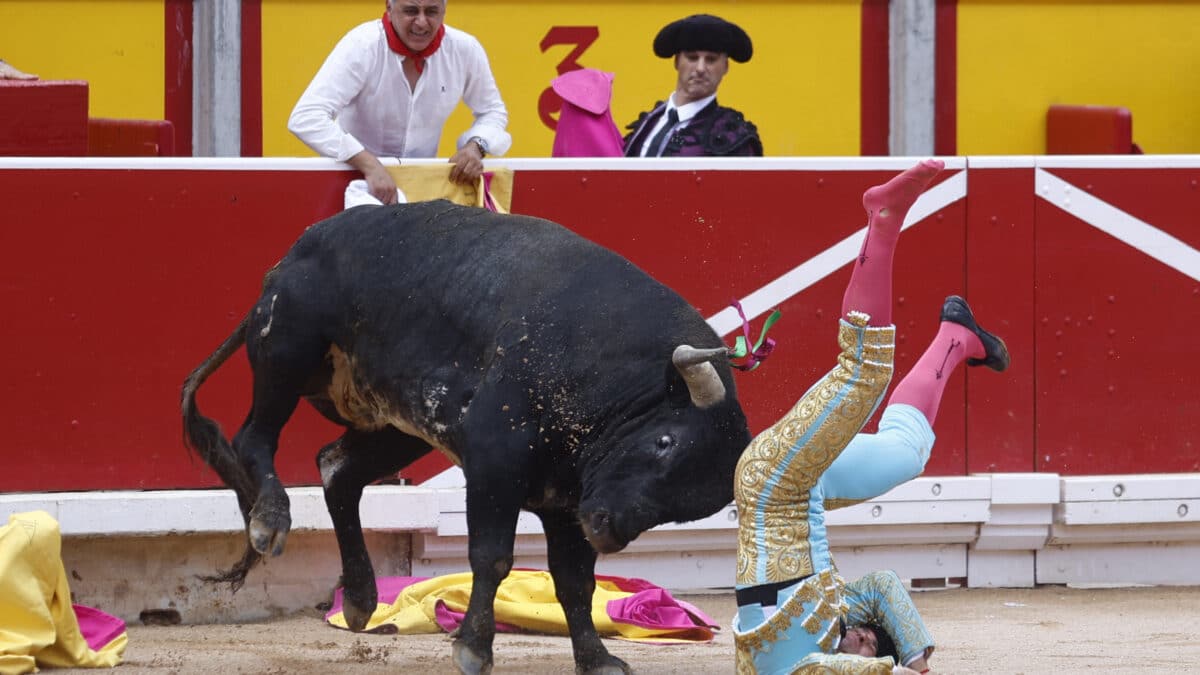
[646,108,679,157]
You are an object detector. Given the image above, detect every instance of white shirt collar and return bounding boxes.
[667,93,717,122]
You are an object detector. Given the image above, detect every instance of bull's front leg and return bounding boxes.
[318,428,432,631]
[451,474,526,675]
[540,511,632,675]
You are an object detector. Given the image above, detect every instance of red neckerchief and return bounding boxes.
[382,12,445,73]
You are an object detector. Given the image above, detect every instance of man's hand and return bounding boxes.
[0,60,37,80]
[348,151,400,205]
[448,141,485,186]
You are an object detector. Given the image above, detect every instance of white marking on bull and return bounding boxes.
[259,294,278,338]
[424,384,449,418]
[317,442,349,487]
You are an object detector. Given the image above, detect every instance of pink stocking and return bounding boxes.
[887,322,985,426]
[841,159,944,327]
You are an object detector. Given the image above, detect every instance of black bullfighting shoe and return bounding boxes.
[940,295,1010,372]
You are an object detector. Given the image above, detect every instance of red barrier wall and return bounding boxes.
[1,157,1196,492]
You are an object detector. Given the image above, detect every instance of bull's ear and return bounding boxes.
[672,345,728,408]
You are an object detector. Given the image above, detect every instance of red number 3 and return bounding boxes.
[538,26,600,130]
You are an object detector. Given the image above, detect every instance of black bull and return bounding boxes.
[181,200,751,674]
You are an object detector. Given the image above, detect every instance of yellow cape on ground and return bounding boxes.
[0,511,126,674]
[326,570,716,644]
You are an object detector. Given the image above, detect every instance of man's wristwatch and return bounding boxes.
[468,136,488,156]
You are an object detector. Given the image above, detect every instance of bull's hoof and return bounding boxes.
[248,508,291,557]
[341,600,373,633]
[577,655,633,675]
[451,639,493,675]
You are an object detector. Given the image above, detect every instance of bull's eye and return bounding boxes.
[656,435,674,450]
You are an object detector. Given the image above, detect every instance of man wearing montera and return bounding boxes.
[623,14,763,157]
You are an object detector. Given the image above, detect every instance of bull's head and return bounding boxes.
[578,344,750,554]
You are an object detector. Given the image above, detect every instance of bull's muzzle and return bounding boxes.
[580,510,626,554]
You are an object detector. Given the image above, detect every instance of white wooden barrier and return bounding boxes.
[1040,474,1200,586]
[3,473,1199,622]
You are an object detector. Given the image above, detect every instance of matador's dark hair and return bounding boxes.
[865,624,898,663]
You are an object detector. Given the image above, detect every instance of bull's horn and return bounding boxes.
[672,345,728,408]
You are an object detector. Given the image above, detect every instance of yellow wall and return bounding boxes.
[0,0,164,119]
[9,1,1190,157]
[958,1,1200,154]
[262,1,863,158]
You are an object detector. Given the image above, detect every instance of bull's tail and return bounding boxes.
[180,315,263,590]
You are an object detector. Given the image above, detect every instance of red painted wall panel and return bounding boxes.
[1035,167,1200,474]
[4,161,1195,492]
[0,81,89,156]
[511,169,970,476]
[0,168,350,491]
[964,166,1036,472]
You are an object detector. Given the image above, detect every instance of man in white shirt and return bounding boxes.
[622,14,762,157]
[289,0,511,205]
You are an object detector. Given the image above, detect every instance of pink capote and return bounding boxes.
[550,68,624,158]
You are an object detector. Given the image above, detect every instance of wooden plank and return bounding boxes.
[0,487,440,536]
[1056,499,1200,525]
[1059,474,1200,502]
[1048,522,1200,545]
[1037,542,1200,585]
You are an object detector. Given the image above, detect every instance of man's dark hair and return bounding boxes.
[865,624,898,662]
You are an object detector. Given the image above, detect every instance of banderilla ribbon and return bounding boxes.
[728,299,782,372]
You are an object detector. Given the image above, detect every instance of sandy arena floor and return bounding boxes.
[55,585,1200,674]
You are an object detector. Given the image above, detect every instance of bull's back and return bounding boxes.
[259,201,725,441]
[281,201,710,347]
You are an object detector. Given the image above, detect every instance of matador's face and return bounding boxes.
[673,50,729,105]
[838,625,879,657]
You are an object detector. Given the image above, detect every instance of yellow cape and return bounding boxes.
[326,570,716,644]
[0,511,126,674]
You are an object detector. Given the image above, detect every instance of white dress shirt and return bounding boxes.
[637,93,717,157]
[288,20,511,162]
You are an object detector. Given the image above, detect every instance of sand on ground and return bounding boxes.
[48,585,1200,674]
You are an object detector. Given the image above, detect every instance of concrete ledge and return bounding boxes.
[7,473,1200,623]
[0,486,442,536]
[1038,474,1200,586]
[414,477,994,589]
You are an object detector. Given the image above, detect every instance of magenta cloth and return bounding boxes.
[482,172,501,212]
[550,68,624,158]
[605,588,717,631]
[434,600,524,634]
[328,575,425,616]
[73,604,126,651]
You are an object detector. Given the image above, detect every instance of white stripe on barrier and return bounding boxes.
[1035,168,1200,283]
[706,169,968,336]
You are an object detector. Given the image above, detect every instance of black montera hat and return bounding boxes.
[653,14,753,63]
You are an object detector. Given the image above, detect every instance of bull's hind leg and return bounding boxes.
[232,384,304,557]
[318,427,433,631]
[540,510,632,675]
[235,300,331,558]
